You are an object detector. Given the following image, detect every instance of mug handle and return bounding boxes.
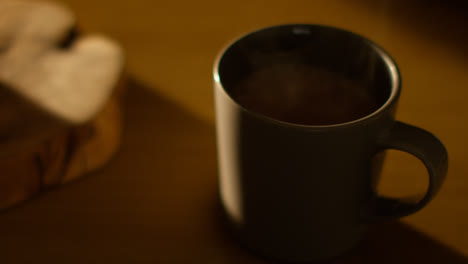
[368,121,448,220]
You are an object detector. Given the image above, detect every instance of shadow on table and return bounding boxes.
[212,203,468,264]
[0,78,466,264]
[330,221,468,264]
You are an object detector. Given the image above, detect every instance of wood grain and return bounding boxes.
[0,0,125,209]
[0,78,125,209]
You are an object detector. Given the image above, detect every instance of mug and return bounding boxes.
[213,24,448,262]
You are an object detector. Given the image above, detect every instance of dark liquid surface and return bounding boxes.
[232,64,380,125]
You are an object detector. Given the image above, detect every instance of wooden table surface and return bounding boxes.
[1,0,467,263]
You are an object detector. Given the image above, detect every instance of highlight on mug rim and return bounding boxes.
[213,24,401,129]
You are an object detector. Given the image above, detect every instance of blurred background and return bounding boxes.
[55,0,467,254]
[2,0,466,262]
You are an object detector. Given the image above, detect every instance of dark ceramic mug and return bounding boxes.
[213,24,448,262]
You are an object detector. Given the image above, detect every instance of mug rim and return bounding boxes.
[213,24,401,129]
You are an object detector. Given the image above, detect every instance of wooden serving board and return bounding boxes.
[0,0,126,209]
